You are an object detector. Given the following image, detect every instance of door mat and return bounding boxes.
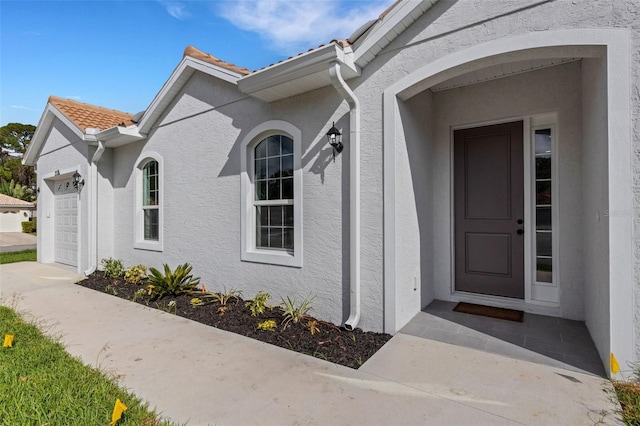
[453,302,524,322]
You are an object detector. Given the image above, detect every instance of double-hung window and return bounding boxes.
[254,135,294,250]
[135,153,163,251]
[241,121,302,267]
[142,160,159,241]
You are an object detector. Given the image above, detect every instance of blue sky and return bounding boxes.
[1,0,390,127]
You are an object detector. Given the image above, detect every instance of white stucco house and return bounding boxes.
[0,193,35,233]
[24,0,639,378]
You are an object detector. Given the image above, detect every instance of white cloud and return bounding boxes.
[159,1,189,20]
[65,96,82,101]
[10,105,33,110]
[218,0,390,53]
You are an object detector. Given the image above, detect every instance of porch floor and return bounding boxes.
[400,300,605,377]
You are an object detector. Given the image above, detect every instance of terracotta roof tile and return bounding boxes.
[183,46,251,76]
[48,96,134,132]
[0,193,34,207]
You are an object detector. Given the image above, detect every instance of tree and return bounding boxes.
[0,179,35,202]
[0,123,37,190]
[0,123,36,154]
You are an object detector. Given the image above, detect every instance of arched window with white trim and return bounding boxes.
[241,121,302,267]
[135,153,163,251]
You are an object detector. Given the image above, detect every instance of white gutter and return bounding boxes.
[329,62,361,331]
[84,141,106,276]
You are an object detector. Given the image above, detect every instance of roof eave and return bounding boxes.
[24,103,85,166]
[238,44,360,102]
[0,203,35,208]
[352,0,439,68]
[93,125,146,148]
[137,56,245,134]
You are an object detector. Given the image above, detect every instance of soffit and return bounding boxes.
[430,57,581,92]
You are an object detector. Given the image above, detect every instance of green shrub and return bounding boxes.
[147,263,200,299]
[132,288,147,302]
[21,220,36,233]
[202,288,243,307]
[257,319,277,331]
[280,294,315,328]
[245,291,271,316]
[101,257,124,279]
[124,264,148,284]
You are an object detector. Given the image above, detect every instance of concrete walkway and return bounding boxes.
[0,262,622,425]
[0,232,37,253]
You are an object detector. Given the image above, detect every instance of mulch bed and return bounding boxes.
[76,272,392,369]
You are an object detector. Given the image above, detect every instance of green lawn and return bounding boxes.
[0,306,178,425]
[613,379,640,425]
[0,249,37,264]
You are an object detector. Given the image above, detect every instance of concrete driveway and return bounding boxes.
[0,262,622,425]
[0,232,36,253]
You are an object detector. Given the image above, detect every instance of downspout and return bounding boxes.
[329,62,361,330]
[84,141,106,275]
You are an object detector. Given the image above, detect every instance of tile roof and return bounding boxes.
[183,46,251,75]
[0,193,34,207]
[48,96,134,132]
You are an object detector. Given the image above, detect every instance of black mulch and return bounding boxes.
[76,272,392,369]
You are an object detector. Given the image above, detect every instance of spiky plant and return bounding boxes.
[147,263,200,299]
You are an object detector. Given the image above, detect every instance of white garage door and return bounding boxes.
[54,187,78,267]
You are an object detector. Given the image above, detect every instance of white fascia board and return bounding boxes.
[137,56,243,134]
[94,125,146,148]
[24,103,85,166]
[238,44,359,97]
[353,0,438,68]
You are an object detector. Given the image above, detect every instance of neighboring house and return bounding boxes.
[0,193,35,233]
[24,0,639,378]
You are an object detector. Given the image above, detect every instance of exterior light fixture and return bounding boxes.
[73,171,84,190]
[30,181,39,194]
[326,122,343,160]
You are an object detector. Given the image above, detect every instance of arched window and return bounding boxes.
[135,153,163,251]
[142,160,159,241]
[241,121,302,267]
[254,135,294,250]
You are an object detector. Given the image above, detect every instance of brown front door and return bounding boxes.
[454,121,524,299]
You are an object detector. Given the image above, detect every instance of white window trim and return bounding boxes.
[134,151,163,251]
[241,120,303,267]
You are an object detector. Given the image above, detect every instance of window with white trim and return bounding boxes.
[135,153,163,251]
[241,121,302,267]
[142,160,159,241]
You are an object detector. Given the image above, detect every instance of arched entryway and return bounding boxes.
[382,29,633,378]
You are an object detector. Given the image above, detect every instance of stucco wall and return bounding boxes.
[109,71,374,329]
[35,119,90,271]
[97,147,114,263]
[0,208,34,233]
[393,92,435,328]
[581,56,611,365]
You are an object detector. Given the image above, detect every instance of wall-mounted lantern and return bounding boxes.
[326,122,343,160]
[73,171,85,191]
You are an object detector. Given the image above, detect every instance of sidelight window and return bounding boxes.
[534,128,552,283]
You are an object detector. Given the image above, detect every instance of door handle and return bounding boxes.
[517,219,523,224]
[517,229,524,235]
